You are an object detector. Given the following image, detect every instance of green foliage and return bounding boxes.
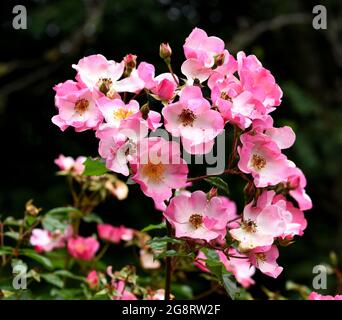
[19,249,54,270]
[141,221,166,232]
[42,207,81,231]
[41,273,64,288]
[82,158,108,176]
[171,284,194,299]
[154,249,194,259]
[204,177,230,196]
[4,231,20,240]
[0,246,12,255]
[147,236,183,252]
[1,0,341,301]
[82,213,103,224]
[200,248,240,300]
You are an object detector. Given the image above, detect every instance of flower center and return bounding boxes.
[220,91,232,101]
[51,231,61,240]
[255,253,266,262]
[113,108,135,120]
[75,242,86,253]
[241,219,257,233]
[74,98,89,115]
[98,78,113,95]
[179,109,196,126]
[141,162,165,183]
[251,154,266,170]
[189,214,203,229]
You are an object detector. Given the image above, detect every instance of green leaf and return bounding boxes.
[204,177,229,195]
[82,213,103,224]
[82,158,108,176]
[42,215,67,232]
[54,270,86,282]
[50,288,84,299]
[204,258,223,280]
[201,248,220,261]
[26,215,39,227]
[0,290,15,298]
[0,246,13,256]
[155,249,194,259]
[200,248,240,299]
[42,207,80,232]
[45,250,70,269]
[45,207,81,217]
[19,249,53,270]
[93,289,110,300]
[3,216,24,226]
[4,231,20,240]
[27,269,41,282]
[141,221,166,232]
[171,284,193,299]
[222,274,240,300]
[41,274,64,288]
[147,236,183,251]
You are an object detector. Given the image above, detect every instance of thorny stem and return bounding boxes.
[67,175,78,207]
[20,219,41,242]
[227,216,242,224]
[193,284,220,300]
[164,220,173,300]
[73,217,81,236]
[94,242,110,263]
[228,125,240,169]
[187,169,250,183]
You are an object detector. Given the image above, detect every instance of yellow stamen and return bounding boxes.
[241,219,257,233]
[251,154,266,170]
[220,91,232,101]
[113,108,135,120]
[189,214,203,229]
[141,162,165,183]
[74,98,89,115]
[178,109,196,126]
[97,78,113,95]
[255,253,266,262]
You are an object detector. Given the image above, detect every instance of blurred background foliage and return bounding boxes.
[0,0,341,298]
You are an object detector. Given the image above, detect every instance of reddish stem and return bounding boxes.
[164,220,173,300]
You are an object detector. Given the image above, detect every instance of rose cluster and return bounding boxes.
[52,28,312,284]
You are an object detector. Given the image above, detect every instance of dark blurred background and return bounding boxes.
[0,0,341,297]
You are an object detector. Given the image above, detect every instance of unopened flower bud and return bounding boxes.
[207,187,218,200]
[277,236,294,247]
[213,53,225,68]
[330,251,338,267]
[159,43,172,61]
[25,199,42,216]
[124,54,137,69]
[123,54,137,77]
[105,180,129,200]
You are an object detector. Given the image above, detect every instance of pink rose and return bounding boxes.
[67,236,99,261]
